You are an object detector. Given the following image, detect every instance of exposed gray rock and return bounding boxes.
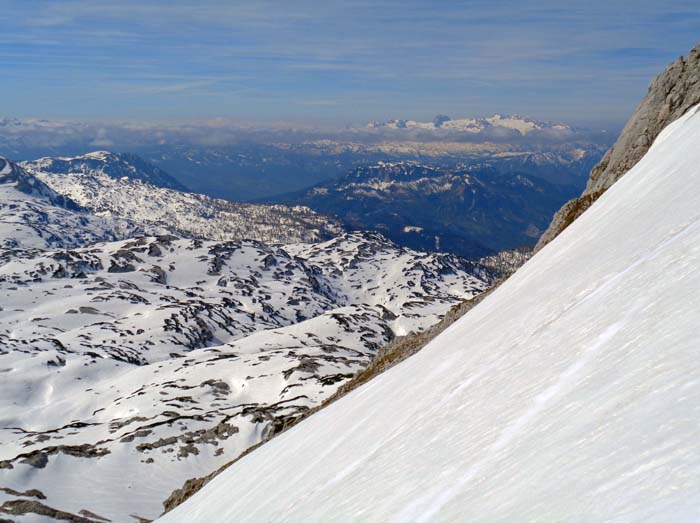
[0,499,104,522]
[0,487,46,500]
[587,44,700,194]
[1,444,111,470]
[535,191,604,249]
[537,43,700,250]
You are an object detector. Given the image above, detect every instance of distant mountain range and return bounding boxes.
[366,113,574,136]
[271,161,580,257]
[10,149,597,259]
[143,139,605,201]
[0,114,611,201]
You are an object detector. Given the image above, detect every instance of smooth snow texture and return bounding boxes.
[160,107,700,522]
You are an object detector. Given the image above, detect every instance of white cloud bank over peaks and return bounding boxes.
[0,113,611,159]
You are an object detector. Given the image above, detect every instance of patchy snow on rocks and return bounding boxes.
[0,157,144,250]
[0,229,490,522]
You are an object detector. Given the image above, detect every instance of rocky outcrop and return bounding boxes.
[0,499,109,523]
[537,43,700,250]
[534,190,604,248]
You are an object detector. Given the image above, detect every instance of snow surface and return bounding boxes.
[160,107,700,522]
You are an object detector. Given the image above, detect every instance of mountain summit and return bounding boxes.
[0,157,142,249]
[24,151,189,192]
[0,157,78,209]
[21,151,344,244]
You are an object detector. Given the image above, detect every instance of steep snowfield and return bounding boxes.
[23,152,343,244]
[0,232,489,522]
[160,108,700,522]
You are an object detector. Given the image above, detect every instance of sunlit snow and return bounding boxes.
[160,107,700,522]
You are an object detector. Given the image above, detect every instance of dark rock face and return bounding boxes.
[537,43,700,250]
[0,499,105,523]
[535,191,604,249]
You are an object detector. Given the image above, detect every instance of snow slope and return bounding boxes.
[160,107,700,521]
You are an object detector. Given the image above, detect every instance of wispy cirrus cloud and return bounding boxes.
[1,0,699,126]
[298,99,339,106]
[117,80,219,95]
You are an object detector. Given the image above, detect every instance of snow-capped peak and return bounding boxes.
[367,114,573,136]
[24,150,188,191]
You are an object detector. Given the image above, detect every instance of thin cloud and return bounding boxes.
[2,0,700,124]
[119,80,218,95]
[298,99,339,106]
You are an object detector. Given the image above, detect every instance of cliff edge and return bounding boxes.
[537,43,700,249]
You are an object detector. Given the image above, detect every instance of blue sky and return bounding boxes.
[1,0,699,127]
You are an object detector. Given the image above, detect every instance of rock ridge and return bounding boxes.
[537,43,700,250]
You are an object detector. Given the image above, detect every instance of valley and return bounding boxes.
[0,155,500,521]
[1,26,698,521]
